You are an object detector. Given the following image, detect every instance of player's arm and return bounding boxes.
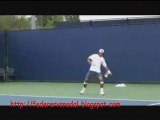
[102,59,109,71]
[87,57,92,65]
[102,59,112,76]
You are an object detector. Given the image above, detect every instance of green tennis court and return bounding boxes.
[0,82,160,106]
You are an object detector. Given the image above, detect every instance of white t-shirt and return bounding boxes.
[88,54,107,73]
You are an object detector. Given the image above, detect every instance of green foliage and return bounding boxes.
[35,15,64,29]
[64,15,80,22]
[0,15,80,31]
[0,15,31,31]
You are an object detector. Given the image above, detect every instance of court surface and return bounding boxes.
[0,82,160,107]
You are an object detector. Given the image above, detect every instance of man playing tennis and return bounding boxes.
[80,49,112,95]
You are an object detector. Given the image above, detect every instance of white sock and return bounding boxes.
[81,87,86,92]
[100,88,104,93]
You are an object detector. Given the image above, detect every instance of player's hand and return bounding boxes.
[107,70,112,76]
[105,70,112,77]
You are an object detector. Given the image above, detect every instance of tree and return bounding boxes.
[64,15,80,22]
[35,15,64,29]
[0,15,31,31]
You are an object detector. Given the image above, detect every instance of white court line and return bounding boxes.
[147,103,160,106]
[0,93,160,102]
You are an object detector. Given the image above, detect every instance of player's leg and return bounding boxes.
[98,74,105,95]
[80,81,87,94]
[80,71,90,94]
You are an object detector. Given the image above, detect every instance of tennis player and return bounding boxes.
[80,49,112,95]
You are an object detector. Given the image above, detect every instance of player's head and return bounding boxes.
[98,49,104,57]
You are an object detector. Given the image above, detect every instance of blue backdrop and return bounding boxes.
[8,22,160,83]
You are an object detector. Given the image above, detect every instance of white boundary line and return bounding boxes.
[147,103,160,106]
[0,94,160,102]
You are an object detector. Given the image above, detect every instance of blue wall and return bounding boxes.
[8,23,160,83]
[0,32,4,68]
